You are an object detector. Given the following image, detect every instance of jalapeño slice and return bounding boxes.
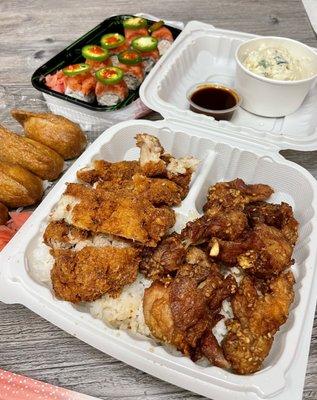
[149,20,165,33]
[123,17,147,30]
[95,66,124,85]
[82,45,108,61]
[63,63,90,77]
[100,33,125,49]
[131,36,158,52]
[118,50,142,65]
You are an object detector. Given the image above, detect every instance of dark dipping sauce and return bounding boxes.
[189,84,240,121]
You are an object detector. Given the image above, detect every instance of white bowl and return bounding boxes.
[235,36,317,117]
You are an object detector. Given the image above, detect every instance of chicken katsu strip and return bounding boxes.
[245,201,298,246]
[44,220,89,249]
[97,173,183,206]
[135,133,199,196]
[203,178,274,216]
[63,183,175,246]
[222,271,295,374]
[51,245,140,303]
[77,160,141,185]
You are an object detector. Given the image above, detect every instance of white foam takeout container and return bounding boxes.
[1,20,317,400]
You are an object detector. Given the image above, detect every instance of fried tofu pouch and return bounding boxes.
[11,109,87,160]
[0,202,9,224]
[0,161,43,207]
[0,125,64,180]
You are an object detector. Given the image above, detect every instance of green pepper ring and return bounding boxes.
[118,50,142,65]
[82,45,109,61]
[123,17,148,30]
[149,20,165,33]
[95,66,124,85]
[63,63,90,77]
[100,33,125,49]
[131,36,158,52]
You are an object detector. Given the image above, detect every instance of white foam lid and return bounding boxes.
[140,20,317,151]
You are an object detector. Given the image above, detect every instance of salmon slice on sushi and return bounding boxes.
[123,17,149,45]
[45,70,66,94]
[117,50,144,90]
[63,64,96,103]
[149,20,174,56]
[131,36,159,73]
[82,45,112,72]
[95,66,129,106]
[100,33,129,66]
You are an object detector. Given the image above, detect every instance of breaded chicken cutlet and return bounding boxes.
[51,245,140,303]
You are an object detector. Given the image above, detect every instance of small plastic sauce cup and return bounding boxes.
[186,83,241,121]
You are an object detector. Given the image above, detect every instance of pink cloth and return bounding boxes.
[0,369,100,400]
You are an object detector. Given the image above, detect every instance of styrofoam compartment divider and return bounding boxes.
[140,21,317,151]
[1,119,317,400]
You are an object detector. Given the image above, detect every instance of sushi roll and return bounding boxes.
[117,50,144,90]
[100,33,129,66]
[95,66,128,106]
[131,36,159,73]
[45,70,66,94]
[82,44,112,72]
[63,63,96,103]
[149,21,174,56]
[123,17,149,45]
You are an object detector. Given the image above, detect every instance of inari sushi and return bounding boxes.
[149,21,174,56]
[100,33,129,66]
[123,17,149,45]
[82,45,112,72]
[117,50,144,90]
[131,36,159,73]
[95,66,128,106]
[63,64,96,102]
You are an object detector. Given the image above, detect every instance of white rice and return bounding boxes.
[51,195,79,224]
[90,274,151,336]
[28,239,54,285]
[65,87,95,103]
[97,93,121,106]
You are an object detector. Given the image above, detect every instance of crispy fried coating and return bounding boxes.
[64,183,175,246]
[222,271,295,374]
[181,211,248,246]
[237,223,293,278]
[203,179,274,216]
[97,173,183,206]
[245,201,298,246]
[51,246,140,303]
[135,133,166,177]
[143,247,237,367]
[140,234,186,279]
[77,160,141,185]
[43,220,89,249]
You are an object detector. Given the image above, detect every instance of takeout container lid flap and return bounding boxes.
[140,20,317,152]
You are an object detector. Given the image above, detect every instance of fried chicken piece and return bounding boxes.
[51,246,140,303]
[203,179,274,216]
[245,201,299,246]
[97,173,183,206]
[44,220,89,249]
[140,234,186,279]
[237,223,293,278]
[136,133,166,177]
[222,271,295,374]
[143,248,237,367]
[208,236,251,264]
[135,133,199,196]
[63,183,175,246]
[181,211,248,246]
[77,160,141,185]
